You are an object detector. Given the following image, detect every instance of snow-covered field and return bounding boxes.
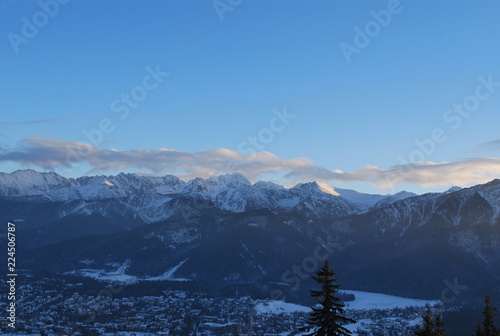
[254,300,312,314]
[255,289,439,315]
[341,290,440,310]
[68,259,190,283]
[79,270,139,283]
[144,259,190,281]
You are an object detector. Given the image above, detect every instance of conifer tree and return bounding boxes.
[414,308,446,336]
[476,322,486,336]
[475,295,499,336]
[300,260,355,336]
[434,313,446,336]
[415,309,435,336]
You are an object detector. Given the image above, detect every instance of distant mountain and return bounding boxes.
[0,169,414,229]
[2,170,499,302]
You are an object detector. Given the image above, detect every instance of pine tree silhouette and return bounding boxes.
[415,309,435,336]
[299,260,355,336]
[414,308,446,336]
[434,313,446,336]
[476,322,486,336]
[475,295,499,336]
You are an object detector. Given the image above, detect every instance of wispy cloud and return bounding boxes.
[0,137,313,180]
[285,159,500,189]
[0,118,61,125]
[479,139,500,150]
[0,137,499,189]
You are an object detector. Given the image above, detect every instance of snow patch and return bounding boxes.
[254,300,311,314]
[146,259,190,281]
[341,290,439,310]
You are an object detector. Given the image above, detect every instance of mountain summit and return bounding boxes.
[0,169,416,224]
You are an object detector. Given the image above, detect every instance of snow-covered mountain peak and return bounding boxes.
[253,181,285,190]
[445,186,462,193]
[392,190,417,200]
[0,169,71,197]
[314,180,340,196]
[8,169,66,183]
[207,172,251,187]
[185,173,251,193]
[372,190,418,208]
[292,181,340,196]
[333,188,416,209]
[484,178,500,187]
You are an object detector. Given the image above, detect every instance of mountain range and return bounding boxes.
[1,169,499,303]
[0,169,415,225]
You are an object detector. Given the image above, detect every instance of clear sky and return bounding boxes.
[1,0,500,194]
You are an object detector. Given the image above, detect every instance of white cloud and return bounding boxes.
[1,137,499,189]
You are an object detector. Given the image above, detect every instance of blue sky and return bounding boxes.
[1,0,500,194]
